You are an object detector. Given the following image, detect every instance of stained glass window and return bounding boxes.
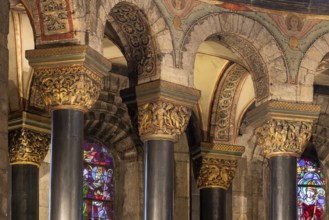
[297,157,325,220]
[83,140,114,220]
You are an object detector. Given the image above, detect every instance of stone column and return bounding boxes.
[135,80,200,220]
[247,101,320,220]
[8,112,50,220]
[193,143,244,220]
[26,46,111,220]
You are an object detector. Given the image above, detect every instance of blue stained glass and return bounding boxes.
[83,140,114,220]
[297,158,325,220]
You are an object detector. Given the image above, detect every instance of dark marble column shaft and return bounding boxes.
[270,155,297,220]
[12,165,39,220]
[200,188,226,220]
[144,140,174,220]
[50,109,84,220]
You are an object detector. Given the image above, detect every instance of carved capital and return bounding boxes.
[33,65,102,112]
[197,156,238,190]
[26,46,111,112]
[193,143,244,190]
[138,100,191,142]
[9,128,50,167]
[136,80,200,142]
[255,119,313,157]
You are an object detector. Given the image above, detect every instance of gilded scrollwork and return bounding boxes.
[110,2,157,78]
[9,128,50,167]
[138,101,191,141]
[196,157,237,190]
[255,119,313,157]
[33,65,103,112]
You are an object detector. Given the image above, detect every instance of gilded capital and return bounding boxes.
[197,156,238,190]
[9,128,50,167]
[255,119,312,157]
[246,101,320,158]
[26,46,111,112]
[138,100,191,142]
[136,80,200,142]
[193,143,244,190]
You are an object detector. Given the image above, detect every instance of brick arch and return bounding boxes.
[181,13,288,103]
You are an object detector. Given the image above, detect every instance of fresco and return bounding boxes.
[207,0,329,15]
[155,0,329,82]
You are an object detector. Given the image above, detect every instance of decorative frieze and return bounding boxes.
[255,119,312,157]
[9,128,50,167]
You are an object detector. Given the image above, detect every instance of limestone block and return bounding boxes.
[174,197,189,220]
[160,66,189,86]
[0,148,8,170]
[297,85,313,102]
[156,30,174,52]
[174,161,189,197]
[207,15,220,33]
[270,83,298,102]
[304,73,315,86]
[268,57,288,84]
[39,163,50,208]
[300,55,319,72]
[259,40,281,63]
[151,18,167,36]
[306,46,324,62]
[248,22,263,43]
[314,37,329,56]
[254,28,273,50]
[239,18,254,38]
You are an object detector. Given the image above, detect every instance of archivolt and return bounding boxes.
[181,12,288,103]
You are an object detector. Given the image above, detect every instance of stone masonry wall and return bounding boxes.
[0,1,9,219]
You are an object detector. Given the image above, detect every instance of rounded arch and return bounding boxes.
[181,12,288,103]
[87,0,174,84]
[84,80,140,161]
[209,64,249,143]
[298,32,329,101]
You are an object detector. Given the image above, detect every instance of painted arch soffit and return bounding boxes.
[107,2,158,82]
[155,0,329,85]
[209,64,249,143]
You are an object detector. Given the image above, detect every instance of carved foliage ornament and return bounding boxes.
[138,101,191,141]
[9,128,50,167]
[197,157,237,190]
[33,65,102,112]
[110,2,157,78]
[255,119,312,157]
[211,65,245,142]
[220,34,269,101]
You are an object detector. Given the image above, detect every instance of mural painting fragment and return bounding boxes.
[36,0,74,41]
